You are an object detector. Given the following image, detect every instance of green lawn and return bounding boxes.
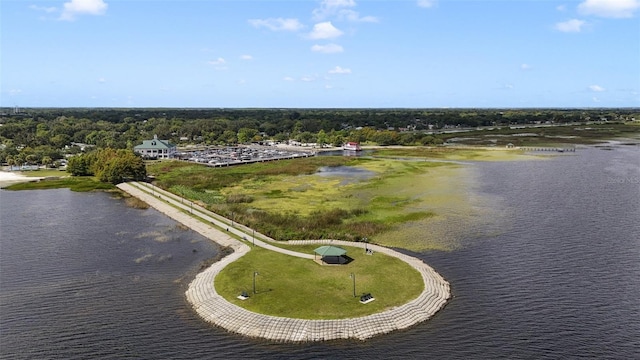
[215,245,424,319]
[4,176,115,191]
[18,168,69,177]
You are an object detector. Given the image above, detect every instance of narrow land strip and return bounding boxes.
[117,181,451,341]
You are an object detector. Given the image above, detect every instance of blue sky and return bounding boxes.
[2,0,639,108]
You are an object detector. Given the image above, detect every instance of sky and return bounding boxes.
[1,0,639,108]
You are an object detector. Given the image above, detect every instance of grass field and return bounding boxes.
[215,245,424,319]
[18,168,69,177]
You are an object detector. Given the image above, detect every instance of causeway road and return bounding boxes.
[117,181,450,341]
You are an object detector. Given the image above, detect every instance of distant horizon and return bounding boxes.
[2,106,639,111]
[3,1,639,108]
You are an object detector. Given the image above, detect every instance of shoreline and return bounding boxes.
[0,170,44,188]
[117,181,451,341]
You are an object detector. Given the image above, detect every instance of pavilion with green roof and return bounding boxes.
[314,245,349,265]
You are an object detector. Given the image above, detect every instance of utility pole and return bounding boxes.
[253,271,260,294]
[350,273,356,297]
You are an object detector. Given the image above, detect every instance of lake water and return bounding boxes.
[1,144,639,359]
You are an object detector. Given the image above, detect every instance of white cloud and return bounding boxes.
[98,77,106,83]
[208,57,226,66]
[301,75,317,82]
[555,19,586,32]
[308,21,344,39]
[589,85,605,92]
[578,0,640,18]
[29,5,57,13]
[556,5,567,11]
[313,0,356,20]
[313,0,378,23]
[338,9,378,23]
[248,18,303,31]
[59,0,108,21]
[328,66,351,74]
[9,89,23,96]
[592,96,600,102]
[417,0,437,8]
[521,63,532,70]
[283,76,295,81]
[208,57,227,70]
[240,55,253,60]
[311,43,344,53]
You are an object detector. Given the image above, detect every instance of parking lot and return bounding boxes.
[175,145,315,167]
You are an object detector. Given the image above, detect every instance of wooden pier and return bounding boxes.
[519,146,576,152]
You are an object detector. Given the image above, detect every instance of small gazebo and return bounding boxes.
[314,245,349,265]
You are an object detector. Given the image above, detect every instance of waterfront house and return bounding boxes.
[342,142,362,151]
[134,135,176,159]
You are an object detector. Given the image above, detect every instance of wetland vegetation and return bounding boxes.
[4,176,115,192]
[147,148,515,251]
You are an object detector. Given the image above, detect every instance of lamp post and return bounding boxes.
[350,273,356,297]
[253,271,259,294]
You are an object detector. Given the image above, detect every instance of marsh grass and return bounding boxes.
[150,154,506,250]
[18,169,68,177]
[124,196,150,209]
[436,123,640,146]
[372,147,539,161]
[148,157,359,191]
[215,246,424,319]
[4,177,115,192]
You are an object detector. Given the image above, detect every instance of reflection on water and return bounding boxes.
[316,165,376,185]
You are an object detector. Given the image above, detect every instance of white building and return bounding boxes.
[134,135,176,159]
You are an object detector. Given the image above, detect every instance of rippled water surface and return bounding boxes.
[1,144,639,359]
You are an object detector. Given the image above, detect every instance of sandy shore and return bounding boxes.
[0,171,44,188]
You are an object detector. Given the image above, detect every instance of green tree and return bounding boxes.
[316,130,328,147]
[41,156,52,168]
[67,148,145,184]
[237,128,258,143]
[97,150,146,184]
[220,130,237,145]
[67,155,93,176]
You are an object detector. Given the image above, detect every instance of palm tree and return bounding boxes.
[41,156,52,168]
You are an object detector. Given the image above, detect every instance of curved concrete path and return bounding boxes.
[117,182,451,341]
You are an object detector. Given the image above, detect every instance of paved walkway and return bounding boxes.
[117,182,451,341]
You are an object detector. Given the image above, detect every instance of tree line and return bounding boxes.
[1,107,637,167]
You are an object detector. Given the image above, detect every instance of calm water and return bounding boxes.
[1,144,639,359]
